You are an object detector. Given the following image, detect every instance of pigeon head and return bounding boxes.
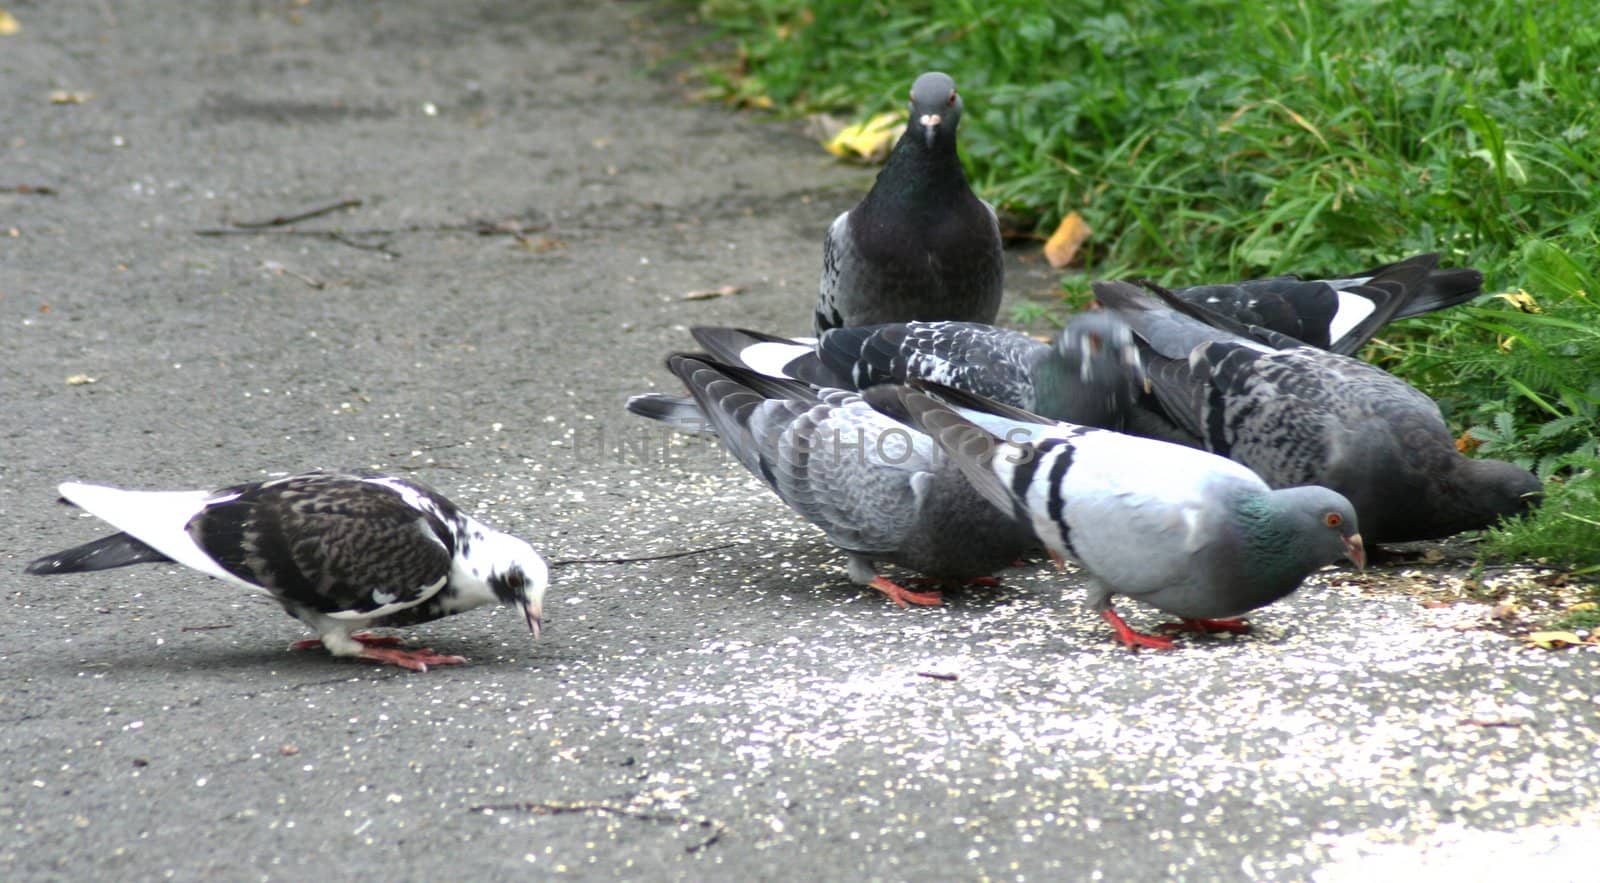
[1451,458,1544,532]
[1055,311,1144,388]
[908,72,961,148]
[479,531,549,639]
[1263,485,1366,571]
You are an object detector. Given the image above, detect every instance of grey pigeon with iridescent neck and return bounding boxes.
[864,382,1365,650]
[626,355,1034,607]
[1095,274,1542,542]
[816,72,1003,334]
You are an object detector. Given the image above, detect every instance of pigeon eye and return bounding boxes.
[1324,512,1343,528]
[1088,333,1104,353]
[505,570,525,591]
[947,90,958,106]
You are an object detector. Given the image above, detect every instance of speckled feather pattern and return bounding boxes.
[190,474,456,616]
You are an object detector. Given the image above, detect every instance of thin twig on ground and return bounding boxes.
[230,198,363,229]
[467,801,723,853]
[549,542,738,568]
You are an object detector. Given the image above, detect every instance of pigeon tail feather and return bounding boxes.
[25,532,171,574]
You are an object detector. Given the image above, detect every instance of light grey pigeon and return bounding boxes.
[626,355,1035,607]
[1167,252,1482,355]
[1095,276,1542,543]
[816,71,1003,334]
[863,382,1365,650]
[691,313,1145,430]
[26,472,547,671]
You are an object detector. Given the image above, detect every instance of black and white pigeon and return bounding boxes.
[1167,252,1482,355]
[864,382,1365,650]
[1095,276,1543,543]
[691,313,1146,429]
[25,472,548,671]
[816,71,1004,334]
[626,354,1035,607]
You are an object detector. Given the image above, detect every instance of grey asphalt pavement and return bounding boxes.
[3,2,1597,879]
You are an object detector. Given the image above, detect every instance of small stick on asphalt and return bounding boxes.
[467,802,723,853]
[549,542,738,568]
[915,671,959,682]
[180,624,233,632]
[1,184,57,195]
[230,198,364,229]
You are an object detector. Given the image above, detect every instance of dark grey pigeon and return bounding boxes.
[1094,277,1543,543]
[691,313,1145,430]
[864,382,1365,650]
[816,71,1003,334]
[627,355,1034,607]
[1168,252,1482,355]
[26,473,547,670]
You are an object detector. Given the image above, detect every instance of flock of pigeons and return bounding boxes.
[26,72,1542,668]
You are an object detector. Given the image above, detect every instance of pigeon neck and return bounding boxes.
[861,132,971,217]
[1231,493,1324,599]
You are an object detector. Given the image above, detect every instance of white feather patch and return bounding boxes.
[1327,289,1378,344]
[740,340,813,380]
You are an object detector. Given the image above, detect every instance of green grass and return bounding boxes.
[681,0,1600,568]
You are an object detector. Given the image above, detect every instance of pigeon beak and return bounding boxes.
[1342,533,1367,571]
[919,113,941,146]
[523,602,543,640]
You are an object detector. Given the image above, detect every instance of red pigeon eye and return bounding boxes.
[1324,512,1343,528]
[947,90,958,106]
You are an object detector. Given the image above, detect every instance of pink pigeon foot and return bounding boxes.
[1101,609,1176,651]
[867,576,944,608]
[355,646,468,672]
[290,632,404,652]
[1158,617,1253,635]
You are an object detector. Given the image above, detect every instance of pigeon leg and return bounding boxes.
[355,646,469,672]
[867,576,944,608]
[290,632,403,651]
[1100,609,1176,651]
[1158,617,1252,635]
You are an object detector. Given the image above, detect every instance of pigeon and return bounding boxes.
[1167,252,1482,355]
[1094,276,1543,543]
[691,313,1146,429]
[25,472,548,671]
[863,382,1365,650]
[816,71,1004,334]
[626,354,1035,607]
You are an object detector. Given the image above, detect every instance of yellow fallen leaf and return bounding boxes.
[0,8,19,36]
[66,374,98,386]
[1525,630,1587,649]
[49,90,93,105]
[823,111,905,162]
[1043,211,1092,268]
[1494,290,1541,313]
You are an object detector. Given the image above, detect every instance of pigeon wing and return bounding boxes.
[186,475,454,618]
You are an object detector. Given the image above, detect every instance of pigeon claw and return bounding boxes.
[1157,617,1253,636]
[1100,609,1176,651]
[355,646,469,672]
[867,576,943,608]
